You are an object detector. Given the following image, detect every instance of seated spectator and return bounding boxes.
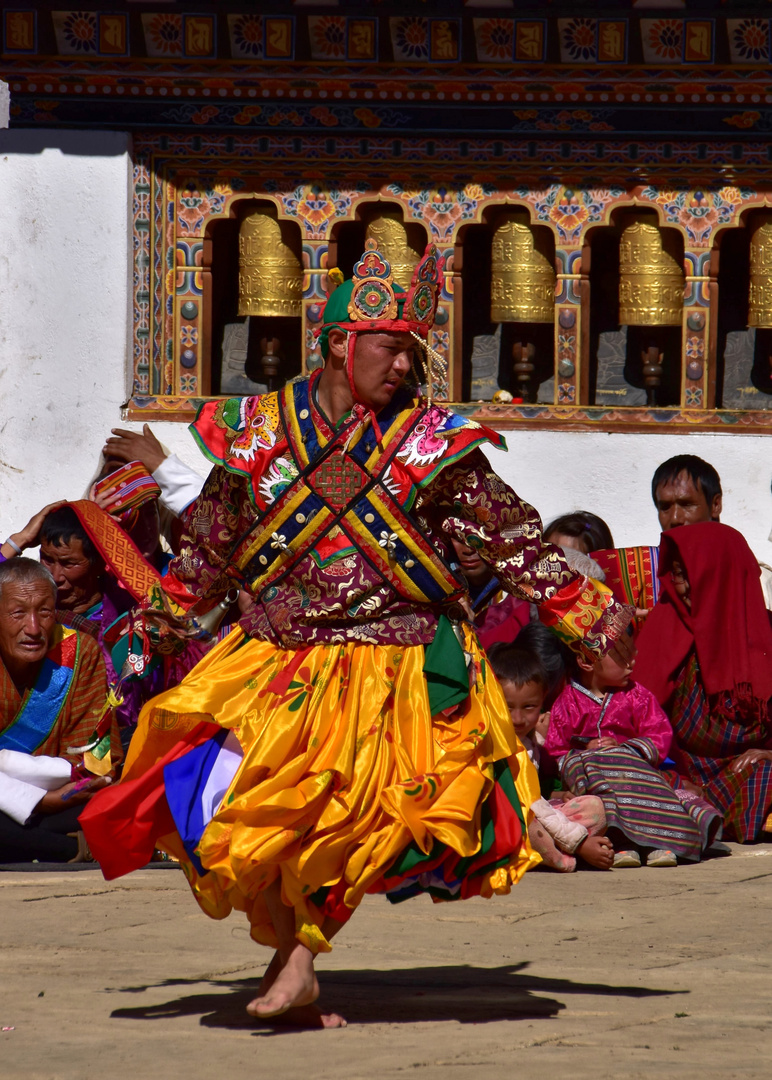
[488,644,613,872]
[448,536,531,650]
[39,503,171,746]
[595,454,772,613]
[635,522,772,843]
[0,559,116,862]
[543,512,614,556]
[513,622,572,748]
[545,629,722,868]
[651,455,721,531]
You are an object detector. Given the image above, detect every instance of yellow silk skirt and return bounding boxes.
[123,626,541,953]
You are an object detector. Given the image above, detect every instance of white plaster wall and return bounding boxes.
[0,129,770,564]
[0,129,202,539]
[486,430,772,562]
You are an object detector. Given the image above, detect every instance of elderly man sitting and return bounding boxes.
[0,559,117,863]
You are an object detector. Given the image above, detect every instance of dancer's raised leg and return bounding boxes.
[249,908,347,1027]
[247,879,319,1018]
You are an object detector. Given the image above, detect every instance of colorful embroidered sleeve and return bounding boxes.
[148,465,257,621]
[424,449,633,659]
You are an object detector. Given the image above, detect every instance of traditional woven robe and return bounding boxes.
[0,626,109,764]
[636,523,772,842]
[0,627,119,823]
[546,681,721,859]
[82,377,632,952]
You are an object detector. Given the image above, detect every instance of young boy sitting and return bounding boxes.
[488,644,613,872]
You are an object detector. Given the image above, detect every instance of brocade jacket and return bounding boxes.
[153,375,630,657]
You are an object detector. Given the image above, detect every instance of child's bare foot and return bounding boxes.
[577,834,614,870]
[247,946,319,1019]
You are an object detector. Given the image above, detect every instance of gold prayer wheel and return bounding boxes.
[238,208,302,317]
[490,212,555,324]
[618,213,683,326]
[364,212,422,290]
[748,213,772,327]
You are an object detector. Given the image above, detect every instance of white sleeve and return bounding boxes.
[151,454,206,517]
[0,752,72,825]
[0,773,47,825]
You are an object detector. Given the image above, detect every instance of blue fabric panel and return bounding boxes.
[0,657,75,754]
[163,729,229,875]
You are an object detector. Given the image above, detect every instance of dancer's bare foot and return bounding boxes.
[249,951,346,1027]
[246,944,319,1019]
[262,1003,347,1029]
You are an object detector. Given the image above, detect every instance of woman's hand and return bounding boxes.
[729,749,772,775]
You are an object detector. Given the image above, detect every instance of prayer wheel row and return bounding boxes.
[236,205,772,329]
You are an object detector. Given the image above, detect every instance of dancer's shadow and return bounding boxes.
[108,963,686,1032]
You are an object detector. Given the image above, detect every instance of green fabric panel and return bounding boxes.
[423,615,469,715]
[389,836,446,877]
[493,758,527,834]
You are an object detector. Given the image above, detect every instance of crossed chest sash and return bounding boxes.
[227,383,464,607]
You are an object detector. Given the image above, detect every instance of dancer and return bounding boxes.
[82,241,633,1025]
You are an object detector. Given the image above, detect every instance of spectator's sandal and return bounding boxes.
[612,850,641,869]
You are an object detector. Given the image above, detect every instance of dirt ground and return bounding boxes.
[2,844,772,1080]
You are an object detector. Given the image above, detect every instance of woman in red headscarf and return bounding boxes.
[635,522,772,842]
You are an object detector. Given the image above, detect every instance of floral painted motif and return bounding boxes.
[180,326,198,347]
[387,183,496,242]
[228,14,263,59]
[728,18,769,63]
[473,18,513,62]
[641,19,683,63]
[558,334,576,358]
[281,184,368,239]
[177,180,231,235]
[390,17,429,61]
[55,11,97,54]
[559,18,597,63]
[142,13,183,57]
[639,186,755,247]
[558,383,576,404]
[685,387,704,407]
[309,15,346,59]
[180,375,197,395]
[519,184,624,245]
[685,336,705,359]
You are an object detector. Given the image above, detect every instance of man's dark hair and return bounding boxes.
[488,643,548,692]
[543,511,614,555]
[513,622,571,706]
[651,455,722,508]
[40,506,97,563]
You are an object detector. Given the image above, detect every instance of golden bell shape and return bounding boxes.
[191,588,241,639]
[748,213,772,328]
[618,213,683,326]
[364,212,421,291]
[490,212,555,324]
[238,208,302,317]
